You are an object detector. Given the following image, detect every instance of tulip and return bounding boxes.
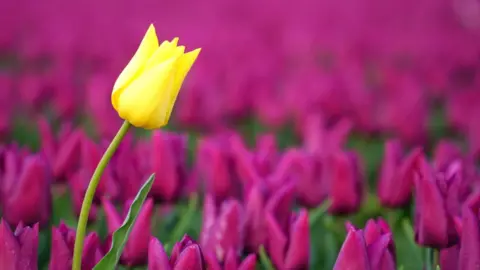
[103,198,153,266]
[49,222,103,270]
[333,221,395,270]
[290,149,326,208]
[439,245,460,270]
[377,140,422,208]
[204,250,257,270]
[1,150,51,227]
[230,134,278,178]
[110,139,144,201]
[146,130,188,202]
[264,184,309,270]
[414,155,459,248]
[196,134,242,201]
[200,195,244,262]
[0,220,39,270]
[458,206,480,269]
[38,118,82,182]
[265,209,309,270]
[301,115,352,158]
[243,184,268,252]
[432,140,463,172]
[148,235,205,270]
[324,151,364,214]
[111,24,201,129]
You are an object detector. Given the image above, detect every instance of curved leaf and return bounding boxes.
[93,174,155,270]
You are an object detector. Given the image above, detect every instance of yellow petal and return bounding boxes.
[145,43,185,71]
[162,48,201,122]
[115,57,178,129]
[112,24,159,109]
[170,37,179,46]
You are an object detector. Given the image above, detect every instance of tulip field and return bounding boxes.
[1,0,480,269]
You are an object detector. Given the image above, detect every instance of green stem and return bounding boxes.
[425,248,433,270]
[169,193,198,245]
[72,121,131,270]
[259,245,275,270]
[309,199,331,227]
[433,249,439,268]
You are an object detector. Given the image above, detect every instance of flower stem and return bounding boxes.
[259,245,275,270]
[72,120,131,270]
[425,248,433,270]
[169,193,198,245]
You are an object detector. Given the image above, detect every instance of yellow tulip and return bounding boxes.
[111,24,201,129]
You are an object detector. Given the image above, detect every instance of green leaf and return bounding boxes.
[309,199,331,227]
[259,245,275,270]
[93,174,155,270]
[168,193,198,246]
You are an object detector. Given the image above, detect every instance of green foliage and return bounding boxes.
[93,174,155,270]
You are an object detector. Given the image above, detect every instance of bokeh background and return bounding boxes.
[1,0,480,269]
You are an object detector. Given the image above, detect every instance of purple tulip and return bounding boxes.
[1,150,51,227]
[325,151,364,214]
[439,245,460,270]
[200,195,244,262]
[49,222,103,270]
[110,139,144,201]
[301,115,352,158]
[197,134,242,201]
[458,206,480,269]
[414,155,459,248]
[347,219,396,266]
[333,221,395,270]
[38,118,82,182]
[432,140,463,173]
[243,184,269,252]
[103,198,153,266]
[377,140,422,208]
[146,131,188,202]
[231,134,279,180]
[0,220,38,270]
[148,235,205,270]
[290,149,327,208]
[204,250,257,270]
[264,183,309,270]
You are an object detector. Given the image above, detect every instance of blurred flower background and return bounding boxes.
[1,0,480,269]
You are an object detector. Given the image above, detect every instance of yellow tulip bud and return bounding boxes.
[111,24,201,129]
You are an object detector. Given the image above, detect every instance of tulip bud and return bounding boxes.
[148,131,188,202]
[197,135,241,201]
[377,140,422,208]
[334,219,395,270]
[38,118,82,182]
[0,220,38,270]
[432,140,463,172]
[111,24,201,129]
[244,185,268,252]
[414,155,459,248]
[325,151,364,214]
[302,115,352,158]
[153,235,205,270]
[204,249,257,270]
[49,222,103,270]
[200,195,244,262]
[1,151,52,227]
[110,140,144,201]
[458,207,480,269]
[265,209,309,270]
[103,198,153,266]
